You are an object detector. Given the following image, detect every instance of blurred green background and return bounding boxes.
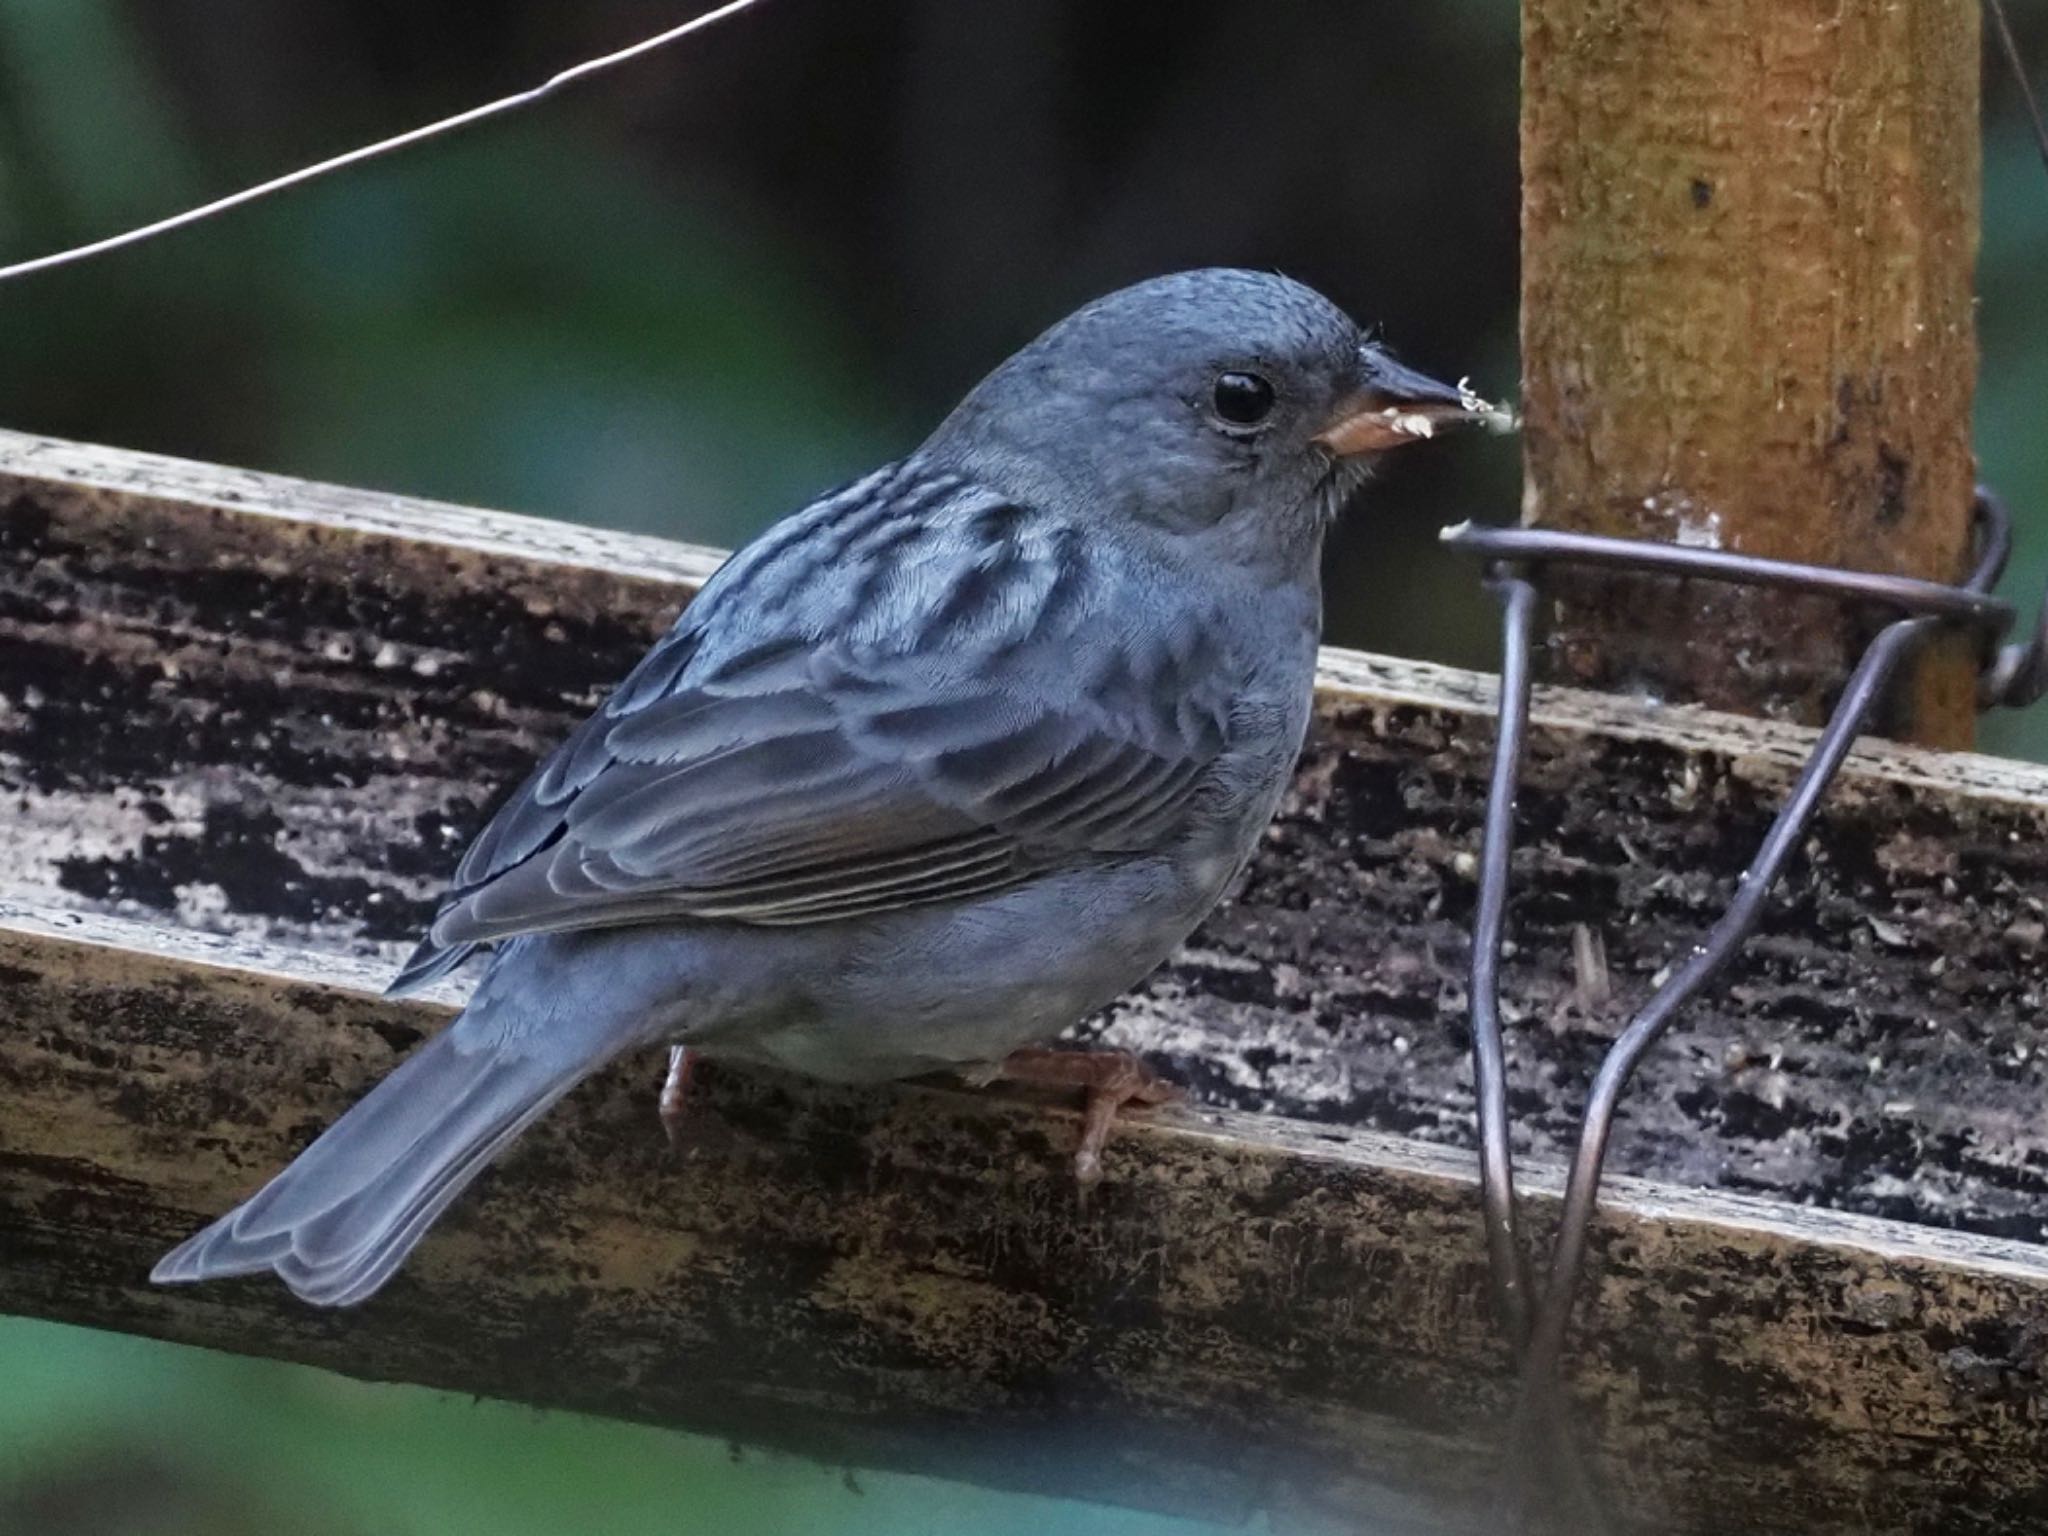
[1,2,2044,1532]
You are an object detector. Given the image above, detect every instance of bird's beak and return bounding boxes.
[1313,348,1506,458]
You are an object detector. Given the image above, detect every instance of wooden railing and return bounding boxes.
[4,429,2046,1533]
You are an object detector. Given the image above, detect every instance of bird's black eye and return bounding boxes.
[1211,371,1275,428]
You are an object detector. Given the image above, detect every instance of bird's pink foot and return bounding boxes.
[995,1047,1179,1188]
[658,1045,696,1153]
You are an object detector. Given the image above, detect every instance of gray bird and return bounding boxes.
[152,268,1489,1306]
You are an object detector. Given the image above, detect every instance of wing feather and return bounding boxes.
[388,468,1236,992]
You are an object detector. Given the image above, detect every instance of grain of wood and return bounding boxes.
[6,903,2048,1533]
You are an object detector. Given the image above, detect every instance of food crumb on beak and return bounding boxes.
[1380,409,1440,440]
[1455,379,1521,435]
[1315,379,1519,457]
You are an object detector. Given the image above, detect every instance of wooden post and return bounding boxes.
[1521,0,1981,745]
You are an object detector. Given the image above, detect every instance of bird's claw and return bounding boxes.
[993,1047,1180,1196]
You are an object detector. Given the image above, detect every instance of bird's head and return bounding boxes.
[923,268,1501,573]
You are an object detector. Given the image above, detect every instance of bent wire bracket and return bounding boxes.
[1439,489,2048,1492]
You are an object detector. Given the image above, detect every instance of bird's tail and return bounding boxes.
[152,954,643,1307]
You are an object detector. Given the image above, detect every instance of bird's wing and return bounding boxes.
[388,464,1233,994]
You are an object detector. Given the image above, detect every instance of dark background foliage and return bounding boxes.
[1,3,2043,1531]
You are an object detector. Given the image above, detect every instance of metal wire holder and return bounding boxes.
[1439,488,2048,1458]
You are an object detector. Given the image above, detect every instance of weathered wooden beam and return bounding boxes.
[10,899,2048,1534]
[5,430,2048,1531]
[1522,0,1982,743]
